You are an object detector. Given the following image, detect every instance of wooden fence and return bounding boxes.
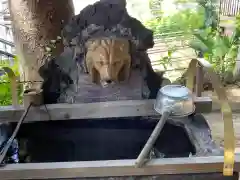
[220,0,240,16]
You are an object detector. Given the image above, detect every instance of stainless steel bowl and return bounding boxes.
[154,85,195,117]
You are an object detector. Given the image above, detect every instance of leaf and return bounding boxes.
[167,46,176,56]
[0,83,9,96]
[189,39,209,52]
[192,31,214,52]
[0,56,22,106]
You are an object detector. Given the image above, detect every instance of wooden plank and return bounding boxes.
[0,97,212,123]
[201,90,240,112]
[1,155,240,180]
[212,101,240,113]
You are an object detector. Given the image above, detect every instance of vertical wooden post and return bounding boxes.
[8,0,74,90]
[195,63,203,97]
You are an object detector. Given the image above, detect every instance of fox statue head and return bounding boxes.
[85,38,131,86]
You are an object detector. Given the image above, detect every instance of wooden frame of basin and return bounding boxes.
[0,55,237,179]
[0,155,240,180]
[0,97,212,123]
[0,97,239,180]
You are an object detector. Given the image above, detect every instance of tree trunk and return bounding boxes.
[8,0,74,90]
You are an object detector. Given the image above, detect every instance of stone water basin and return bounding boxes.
[12,114,238,180]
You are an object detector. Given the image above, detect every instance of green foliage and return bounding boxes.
[190,12,240,81]
[145,0,239,83]
[158,46,177,70]
[162,8,204,32]
[189,27,239,80]
[0,57,23,106]
[236,14,240,33]
[145,0,219,37]
[196,0,218,29]
[145,8,205,37]
[144,0,205,70]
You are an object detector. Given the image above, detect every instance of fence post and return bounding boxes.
[195,63,203,97]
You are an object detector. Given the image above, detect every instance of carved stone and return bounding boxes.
[85,38,131,84]
[39,0,163,104]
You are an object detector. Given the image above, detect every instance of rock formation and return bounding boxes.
[39,0,164,104]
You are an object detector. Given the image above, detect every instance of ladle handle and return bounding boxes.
[135,110,171,168]
[0,103,32,164]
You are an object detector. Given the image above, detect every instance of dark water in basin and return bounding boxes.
[16,117,195,162]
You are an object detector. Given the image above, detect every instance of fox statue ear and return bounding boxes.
[118,56,131,82]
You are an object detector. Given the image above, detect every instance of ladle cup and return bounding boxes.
[135,85,195,167]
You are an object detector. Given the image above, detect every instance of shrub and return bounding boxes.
[0,57,23,106]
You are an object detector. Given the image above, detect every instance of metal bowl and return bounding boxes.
[154,85,195,117]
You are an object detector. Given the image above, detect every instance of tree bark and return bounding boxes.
[8,0,74,90]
